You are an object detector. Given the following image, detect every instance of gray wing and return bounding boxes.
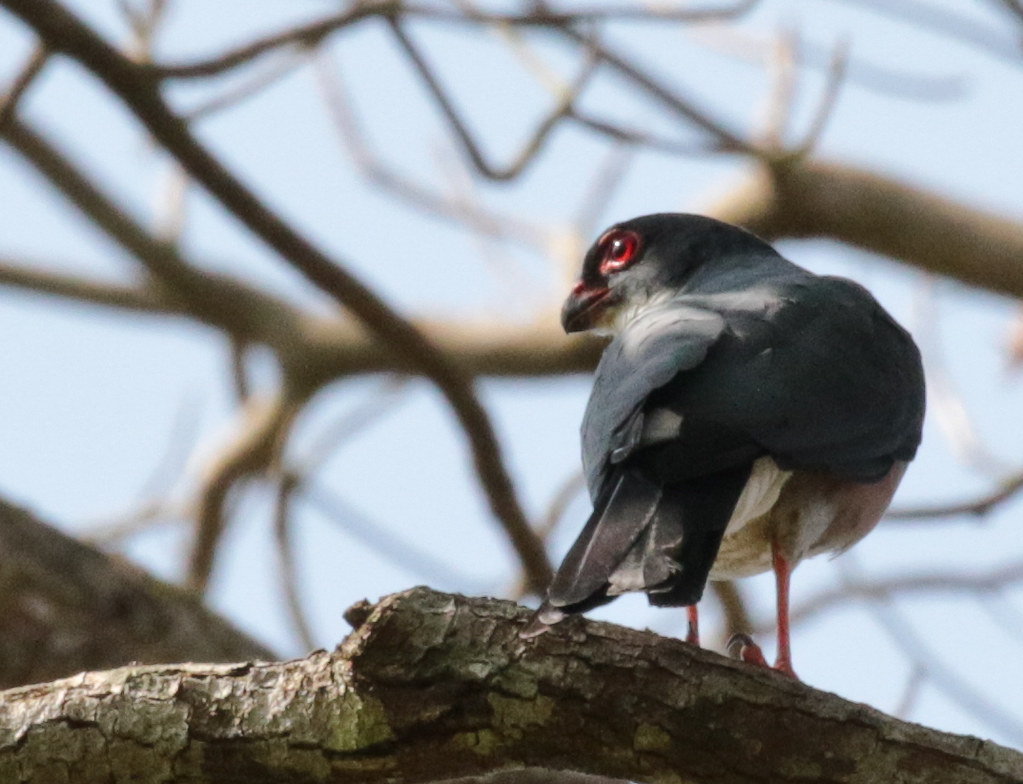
[580,303,726,499]
[647,276,926,482]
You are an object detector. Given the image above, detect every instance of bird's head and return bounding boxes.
[561,213,779,334]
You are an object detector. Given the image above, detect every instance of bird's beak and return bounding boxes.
[561,282,614,333]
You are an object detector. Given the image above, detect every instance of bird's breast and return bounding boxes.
[709,461,906,580]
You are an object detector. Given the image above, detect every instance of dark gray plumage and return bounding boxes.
[527,213,925,675]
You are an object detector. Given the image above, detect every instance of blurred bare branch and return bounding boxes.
[695,25,967,101]
[795,37,850,154]
[536,471,586,542]
[0,259,167,312]
[560,28,755,154]
[886,469,1023,520]
[710,579,754,640]
[995,0,1023,26]
[2,0,1023,763]
[771,560,1023,630]
[191,392,302,591]
[388,19,595,181]
[301,481,481,589]
[153,0,758,82]
[839,559,1023,744]
[153,1,400,79]
[273,471,318,653]
[838,0,1022,63]
[315,52,544,247]
[183,52,308,120]
[0,41,48,129]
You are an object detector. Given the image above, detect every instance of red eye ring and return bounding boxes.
[598,229,641,276]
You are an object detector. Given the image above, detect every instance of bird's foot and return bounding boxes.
[519,603,564,639]
[685,605,700,646]
[727,633,797,679]
[685,621,699,646]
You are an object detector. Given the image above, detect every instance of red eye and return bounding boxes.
[598,229,640,276]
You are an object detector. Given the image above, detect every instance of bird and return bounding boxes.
[523,213,925,677]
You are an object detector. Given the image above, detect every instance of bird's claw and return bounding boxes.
[727,633,797,678]
[727,633,768,666]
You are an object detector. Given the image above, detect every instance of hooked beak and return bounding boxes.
[561,282,615,333]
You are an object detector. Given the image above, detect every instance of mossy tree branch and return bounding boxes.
[2,587,1020,783]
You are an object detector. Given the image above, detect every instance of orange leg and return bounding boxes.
[728,540,797,678]
[772,540,796,678]
[685,604,699,646]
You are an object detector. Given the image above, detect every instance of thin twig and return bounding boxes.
[535,471,586,541]
[0,43,49,131]
[120,0,169,62]
[886,469,1023,520]
[765,559,1023,632]
[795,37,850,155]
[294,376,410,475]
[228,338,250,402]
[190,392,303,591]
[0,259,169,313]
[710,580,754,638]
[388,19,595,181]
[573,146,635,238]
[559,28,755,154]
[839,558,1023,743]
[273,472,319,653]
[837,0,1022,63]
[758,27,799,148]
[693,25,966,102]
[83,501,185,545]
[301,482,483,589]
[893,667,926,719]
[406,0,760,26]
[569,111,717,157]
[152,0,758,79]
[152,1,402,78]
[314,53,542,247]
[183,52,307,121]
[912,277,1012,477]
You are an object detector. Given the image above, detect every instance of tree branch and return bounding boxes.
[0,41,48,128]
[2,587,1020,783]
[707,158,1023,300]
[151,0,757,80]
[0,497,275,690]
[0,259,168,313]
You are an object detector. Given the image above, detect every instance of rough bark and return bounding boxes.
[0,498,276,690]
[2,587,1020,784]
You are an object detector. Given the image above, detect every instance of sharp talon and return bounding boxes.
[727,632,752,657]
[727,633,768,667]
[520,603,564,639]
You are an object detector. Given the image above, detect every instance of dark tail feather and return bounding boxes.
[524,463,753,637]
[521,468,661,638]
[547,468,663,610]
[646,463,752,607]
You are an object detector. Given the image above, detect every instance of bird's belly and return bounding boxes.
[709,463,907,580]
[711,457,794,579]
[710,494,837,580]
